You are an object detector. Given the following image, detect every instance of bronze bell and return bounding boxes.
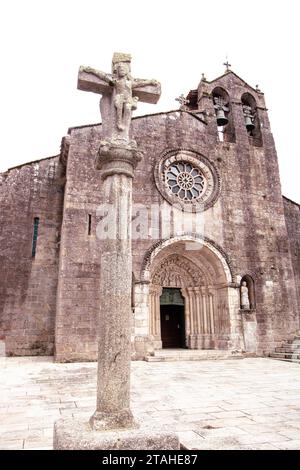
[216,108,228,126]
[245,115,255,132]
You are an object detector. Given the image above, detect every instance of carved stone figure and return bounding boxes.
[78,53,160,144]
[240,281,250,309]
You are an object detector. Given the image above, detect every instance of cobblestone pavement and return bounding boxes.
[0,357,300,450]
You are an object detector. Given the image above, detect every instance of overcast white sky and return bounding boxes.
[0,0,299,202]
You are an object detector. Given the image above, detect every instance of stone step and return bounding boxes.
[275,346,300,353]
[287,338,300,344]
[145,349,244,362]
[269,334,300,364]
[269,356,300,364]
[270,352,300,360]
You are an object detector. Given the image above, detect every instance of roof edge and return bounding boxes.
[67,109,206,133]
[1,154,59,174]
[282,195,300,207]
[204,70,263,95]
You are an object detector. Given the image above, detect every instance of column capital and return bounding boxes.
[95,139,143,179]
[149,284,162,296]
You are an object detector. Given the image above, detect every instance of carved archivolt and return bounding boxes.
[152,254,203,287]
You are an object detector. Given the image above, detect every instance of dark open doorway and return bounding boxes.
[160,288,185,348]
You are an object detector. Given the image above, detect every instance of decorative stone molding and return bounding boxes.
[140,234,234,283]
[95,139,143,179]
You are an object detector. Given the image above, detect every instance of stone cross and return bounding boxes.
[223,60,231,72]
[78,52,161,143]
[175,94,190,110]
[54,54,178,449]
[79,54,161,432]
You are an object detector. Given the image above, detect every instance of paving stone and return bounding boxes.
[237,433,291,445]
[0,440,24,450]
[273,440,300,450]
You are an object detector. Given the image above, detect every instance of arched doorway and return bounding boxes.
[145,238,238,350]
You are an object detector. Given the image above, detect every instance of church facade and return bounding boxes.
[0,69,299,361]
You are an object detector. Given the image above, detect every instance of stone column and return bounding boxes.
[208,289,215,334]
[201,286,208,333]
[90,142,141,431]
[181,288,190,345]
[149,284,162,349]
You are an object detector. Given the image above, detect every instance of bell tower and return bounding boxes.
[185,66,299,353]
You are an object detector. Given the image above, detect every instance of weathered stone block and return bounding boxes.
[53,418,180,450]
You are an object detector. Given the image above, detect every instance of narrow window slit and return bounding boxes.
[88,214,92,236]
[32,217,39,258]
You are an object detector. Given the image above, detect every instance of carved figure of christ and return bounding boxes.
[78,54,161,142]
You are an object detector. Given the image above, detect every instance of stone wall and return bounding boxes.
[55,127,104,361]
[0,157,64,355]
[283,196,300,312]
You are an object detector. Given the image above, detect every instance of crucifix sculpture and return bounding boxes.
[78,52,160,144]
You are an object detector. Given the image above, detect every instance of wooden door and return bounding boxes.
[160,305,185,348]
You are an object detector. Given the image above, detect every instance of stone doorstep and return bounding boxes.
[53,418,180,450]
[145,349,244,362]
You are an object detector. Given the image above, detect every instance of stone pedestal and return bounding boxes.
[53,419,179,450]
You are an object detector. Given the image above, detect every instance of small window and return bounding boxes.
[88,214,92,236]
[32,217,39,258]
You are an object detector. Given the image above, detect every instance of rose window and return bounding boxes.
[166,162,205,201]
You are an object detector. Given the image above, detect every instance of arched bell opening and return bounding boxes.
[241,92,262,146]
[212,87,236,143]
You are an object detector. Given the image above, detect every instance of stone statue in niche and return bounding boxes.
[240,281,250,309]
[79,53,159,143]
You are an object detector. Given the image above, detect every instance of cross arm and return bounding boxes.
[77,66,113,95]
[132,78,161,104]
